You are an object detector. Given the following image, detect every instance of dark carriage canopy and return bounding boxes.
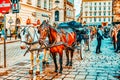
[58,21,82,29]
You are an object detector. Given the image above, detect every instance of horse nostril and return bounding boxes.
[38,31,40,33]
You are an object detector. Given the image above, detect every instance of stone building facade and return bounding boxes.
[0,0,75,30]
[51,0,75,25]
[113,0,120,24]
[81,0,112,26]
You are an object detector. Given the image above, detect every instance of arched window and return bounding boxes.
[55,11,59,21]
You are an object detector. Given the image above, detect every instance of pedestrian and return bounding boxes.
[111,26,117,50]
[115,26,120,53]
[1,28,7,40]
[96,25,104,53]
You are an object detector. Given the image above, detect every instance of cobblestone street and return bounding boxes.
[0,41,29,67]
[0,38,120,80]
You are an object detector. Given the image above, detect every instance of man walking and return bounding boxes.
[96,25,103,53]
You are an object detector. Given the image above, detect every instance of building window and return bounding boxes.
[94,12,96,16]
[108,12,110,15]
[91,2,92,6]
[108,18,110,21]
[44,0,47,9]
[94,18,96,22]
[67,9,71,17]
[90,7,92,10]
[104,7,106,10]
[90,13,92,16]
[85,12,87,16]
[104,2,106,5]
[49,0,52,10]
[37,0,41,7]
[104,18,106,22]
[108,7,110,10]
[99,2,101,5]
[104,12,106,16]
[99,12,101,16]
[55,0,60,3]
[108,2,111,5]
[95,3,96,5]
[99,7,101,10]
[55,11,59,21]
[95,7,96,10]
[99,18,101,21]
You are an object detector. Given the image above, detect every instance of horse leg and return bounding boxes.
[65,49,69,66]
[36,53,40,75]
[42,49,46,66]
[59,53,63,74]
[52,53,58,72]
[69,50,74,66]
[29,52,34,74]
[46,50,50,66]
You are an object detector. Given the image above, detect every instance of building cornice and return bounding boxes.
[50,6,65,10]
[82,0,112,2]
[82,16,112,18]
[20,3,52,14]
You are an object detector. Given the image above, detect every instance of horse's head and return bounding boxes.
[20,26,39,49]
[38,20,50,44]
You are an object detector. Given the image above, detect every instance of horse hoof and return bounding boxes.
[59,71,62,74]
[65,63,69,66]
[69,62,72,66]
[54,70,58,73]
[42,61,46,65]
[29,70,33,74]
[36,71,40,75]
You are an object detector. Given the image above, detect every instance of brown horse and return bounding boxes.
[38,21,76,73]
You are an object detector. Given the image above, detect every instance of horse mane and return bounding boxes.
[48,26,57,44]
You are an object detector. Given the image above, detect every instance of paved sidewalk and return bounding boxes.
[0,38,20,44]
[0,38,120,80]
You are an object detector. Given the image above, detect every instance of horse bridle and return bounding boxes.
[20,26,39,43]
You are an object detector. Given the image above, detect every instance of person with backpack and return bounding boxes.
[96,25,104,54]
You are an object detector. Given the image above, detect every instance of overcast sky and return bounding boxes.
[74,0,82,16]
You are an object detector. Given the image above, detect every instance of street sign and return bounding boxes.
[0,0,11,14]
[11,0,20,13]
[12,3,19,13]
